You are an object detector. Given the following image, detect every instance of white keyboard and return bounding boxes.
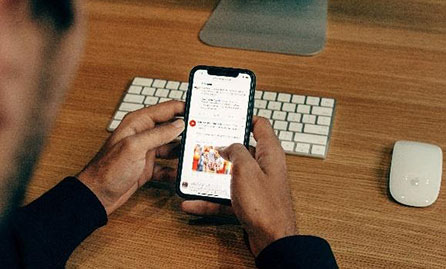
[108,77,336,159]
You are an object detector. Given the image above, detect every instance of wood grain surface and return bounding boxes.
[24,0,446,268]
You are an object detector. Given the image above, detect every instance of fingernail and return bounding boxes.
[172,119,185,129]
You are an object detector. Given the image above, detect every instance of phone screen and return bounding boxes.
[178,67,254,201]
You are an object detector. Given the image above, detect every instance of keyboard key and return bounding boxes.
[312,106,333,117]
[292,95,305,104]
[311,145,326,156]
[179,82,189,91]
[274,121,288,130]
[144,96,159,105]
[166,81,180,90]
[289,122,303,132]
[279,131,293,141]
[304,124,329,135]
[302,114,316,124]
[321,98,335,107]
[294,133,327,145]
[169,90,183,99]
[128,86,143,94]
[155,88,169,97]
[296,104,311,114]
[295,143,310,154]
[267,101,281,110]
[287,113,301,122]
[159,98,171,103]
[263,91,277,101]
[281,141,295,151]
[133,78,153,87]
[249,135,257,147]
[306,96,320,106]
[277,93,291,102]
[258,109,272,119]
[255,90,263,99]
[124,93,144,104]
[114,111,127,120]
[142,87,156,96]
[254,100,267,109]
[317,116,331,126]
[272,111,286,120]
[152,79,167,88]
[282,103,296,112]
[109,120,120,130]
[119,102,144,112]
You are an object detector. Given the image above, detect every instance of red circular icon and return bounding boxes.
[189,120,196,127]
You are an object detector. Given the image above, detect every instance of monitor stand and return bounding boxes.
[199,0,328,56]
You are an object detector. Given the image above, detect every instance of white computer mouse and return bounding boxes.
[389,141,443,207]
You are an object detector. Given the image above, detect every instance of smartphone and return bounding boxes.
[176,65,256,204]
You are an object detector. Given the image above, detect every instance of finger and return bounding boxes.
[151,165,177,185]
[122,100,185,128]
[251,116,281,148]
[131,119,185,152]
[218,144,262,188]
[181,200,234,216]
[251,117,286,174]
[219,143,255,165]
[156,141,181,159]
[112,101,185,143]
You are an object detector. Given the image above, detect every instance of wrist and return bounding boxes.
[77,172,115,216]
[249,223,298,257]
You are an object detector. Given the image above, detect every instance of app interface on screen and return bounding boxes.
[180,70,252,199]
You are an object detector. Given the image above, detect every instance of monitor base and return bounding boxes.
[200,0,328,56]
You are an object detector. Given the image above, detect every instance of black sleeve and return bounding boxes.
[255,235,338,269]
[0,177,107,268]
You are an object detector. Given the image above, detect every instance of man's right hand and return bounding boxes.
[181,116,297,256]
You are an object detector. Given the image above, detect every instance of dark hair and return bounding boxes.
[30,0,74,32]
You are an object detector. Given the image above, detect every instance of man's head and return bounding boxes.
[0,0,85,225]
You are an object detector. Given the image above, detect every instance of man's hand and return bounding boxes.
[78,101,185,215]
[181,116,297,256]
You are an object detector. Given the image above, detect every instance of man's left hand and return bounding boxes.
[78,101,185,215]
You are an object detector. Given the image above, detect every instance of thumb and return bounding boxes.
[218,143,253,164]
[218,144,261,187]
[133,119,185,150]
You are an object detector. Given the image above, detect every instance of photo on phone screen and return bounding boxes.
[176,66,255,203]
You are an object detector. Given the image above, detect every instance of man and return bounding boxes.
[0,1,337,268]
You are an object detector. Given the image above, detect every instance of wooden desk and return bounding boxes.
[25,0,446,268]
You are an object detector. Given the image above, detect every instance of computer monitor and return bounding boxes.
[200,0,328,56]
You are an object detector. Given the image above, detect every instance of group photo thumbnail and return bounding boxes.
[192,144,232,175]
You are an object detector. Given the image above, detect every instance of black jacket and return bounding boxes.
[0,177,337,268]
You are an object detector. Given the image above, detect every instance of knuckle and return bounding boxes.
[226,144,246,161]
[227,143,245,153]
[121,110,137,123]
[120,137,138,152]
[231,164,244,177]
[231,162,250,178]
[157,125,177,140]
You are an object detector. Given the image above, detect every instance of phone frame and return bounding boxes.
[176,65,256,205]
